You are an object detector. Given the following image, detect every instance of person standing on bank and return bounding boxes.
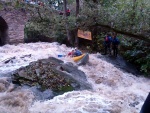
[103,33,112,55]
[112,34,120,57]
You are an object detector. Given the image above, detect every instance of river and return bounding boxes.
[0,42,149,113]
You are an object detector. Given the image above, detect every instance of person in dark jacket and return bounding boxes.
[112,34,120,57]
[74,48,82,56]
[103,33,112,55]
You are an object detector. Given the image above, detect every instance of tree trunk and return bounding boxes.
[75,0,79,47]
[63,0,72,45]
[130,0,137,27]
[36,8,43,21]
[76,0,79,17]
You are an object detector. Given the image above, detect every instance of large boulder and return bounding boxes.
[12,57,92,99]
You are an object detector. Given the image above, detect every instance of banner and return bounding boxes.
[77,29,92,40]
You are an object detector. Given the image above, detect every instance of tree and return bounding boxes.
[63,0,72,45]
[76,0,79,17]
[75,0,79,47]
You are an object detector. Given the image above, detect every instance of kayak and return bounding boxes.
[72,54,85,62]
[77,53,89,65]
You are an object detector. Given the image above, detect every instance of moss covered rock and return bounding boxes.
[12,57,91,94]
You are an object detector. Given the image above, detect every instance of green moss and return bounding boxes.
[60,85,74,92]
[0,3,2,10]
[121,38,150,75]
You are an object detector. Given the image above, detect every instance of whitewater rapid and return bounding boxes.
[0,42,149,113]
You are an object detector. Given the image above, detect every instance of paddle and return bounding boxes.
[57,55,66,57]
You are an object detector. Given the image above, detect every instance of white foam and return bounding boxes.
[0,42,149,113]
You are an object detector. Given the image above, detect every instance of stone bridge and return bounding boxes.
[0,8,28,45]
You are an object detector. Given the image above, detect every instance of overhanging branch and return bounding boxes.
[97,24,150,43]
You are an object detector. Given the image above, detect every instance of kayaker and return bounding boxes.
[67,49,75,57]
[68,48,82,57]
[74,48,82,56]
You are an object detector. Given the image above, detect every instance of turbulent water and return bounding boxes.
[0,42,149,113]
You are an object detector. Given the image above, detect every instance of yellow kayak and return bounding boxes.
[72,54,85,62]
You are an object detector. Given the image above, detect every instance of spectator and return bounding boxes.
[103,33,112,55]
[112,33,120,57]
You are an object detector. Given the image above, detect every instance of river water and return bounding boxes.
[0,42,149,113]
